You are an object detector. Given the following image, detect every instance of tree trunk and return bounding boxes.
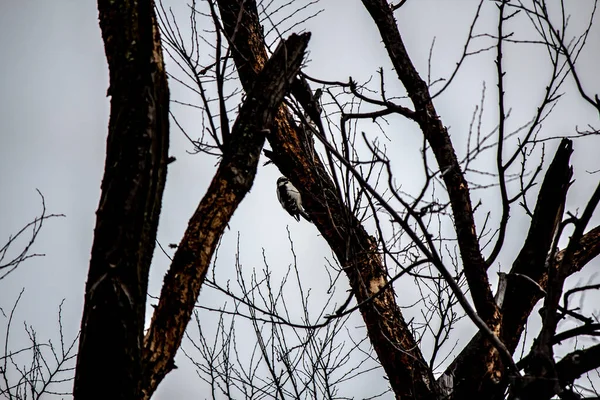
[73,0,169,399]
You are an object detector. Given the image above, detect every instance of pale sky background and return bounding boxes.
[1,0,599,399]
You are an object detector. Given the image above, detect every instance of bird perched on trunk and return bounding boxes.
[276,176,311,222]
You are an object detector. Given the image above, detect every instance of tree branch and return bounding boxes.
[360,0,497,322]
[501,139,573,352]
[517,180,600,399]
[556,343,600,389]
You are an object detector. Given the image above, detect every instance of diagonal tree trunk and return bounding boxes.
[140,32,310,400]
[215,1,437,399]
[73,1,170,399]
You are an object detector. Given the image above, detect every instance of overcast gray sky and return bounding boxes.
[1,0,599,399]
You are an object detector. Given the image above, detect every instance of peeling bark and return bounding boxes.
[74,1,169,399]
[140,33,310,400]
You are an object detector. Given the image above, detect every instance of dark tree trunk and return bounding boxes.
[73,1,170,399]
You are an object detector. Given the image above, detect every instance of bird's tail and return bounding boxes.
[299,209,311,222]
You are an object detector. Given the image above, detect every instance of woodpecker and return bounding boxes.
[276,177,311,222]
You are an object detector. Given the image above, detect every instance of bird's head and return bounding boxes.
[277,176,289,186]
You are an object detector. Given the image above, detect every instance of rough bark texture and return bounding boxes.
[216,1,436,399]
[73,1,169,399]
[140,33,310,400]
